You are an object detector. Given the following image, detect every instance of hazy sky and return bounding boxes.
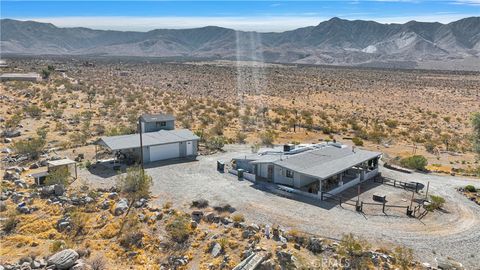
[1,1,479,32]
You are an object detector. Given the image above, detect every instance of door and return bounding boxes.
[149,143,180,161]
[186,141,193,156]
[267,165,274,181]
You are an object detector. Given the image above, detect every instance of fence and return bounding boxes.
[374,176,422,193]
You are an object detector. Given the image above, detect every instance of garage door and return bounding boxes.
[149,143,180,161]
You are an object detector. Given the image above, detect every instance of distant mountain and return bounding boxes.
[1,17,479,70]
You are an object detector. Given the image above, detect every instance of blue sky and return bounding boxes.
[1,1,479,31]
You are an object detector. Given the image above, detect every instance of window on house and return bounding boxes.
[156,121,167,127]
[286,170,294,178]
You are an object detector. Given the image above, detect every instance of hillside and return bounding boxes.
[1,17,480,70]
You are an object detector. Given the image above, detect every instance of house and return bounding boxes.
[232,143,381,196]
[0,73,42,82]
[139,113,175,132]
[96,114,198,164]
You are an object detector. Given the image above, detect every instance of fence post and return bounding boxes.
[382,201,386,213]
[320,192,323,201]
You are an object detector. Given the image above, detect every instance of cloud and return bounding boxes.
[15,14,476,32]
[454,0,480,5]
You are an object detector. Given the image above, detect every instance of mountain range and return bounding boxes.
[1,17,480,70]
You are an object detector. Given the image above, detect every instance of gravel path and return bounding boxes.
[80,145,480,268]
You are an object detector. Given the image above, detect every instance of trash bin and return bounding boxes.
[217,161,225,173]
[237,169,244,180]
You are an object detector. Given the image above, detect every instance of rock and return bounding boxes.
[3,130,21,138]
[17,202,30,214]
[249,223,260,232]
[210,242,222,257]
[134,198,147,208]
[191,210,203,222]
[190,220,198,229]
[436,257,464,270]
[99,200,110,210]
[4,137,13,143]
[70,259,90,270]
[107,192,118,199]
[276,250,295,267]
[259,259,275,270]
[1,148,12,154]
[14,180,28,189]
[4,171,20,181]
[41,185,55,196]
[114,198,129,216]
[204,212,219,223]
[47,249,79,269]
[307,237,324,254]
[0,201,7,212]
[54,185,65,196]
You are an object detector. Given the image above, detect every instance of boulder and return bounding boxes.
[107,192,118,199]
[114,198,129,216]
[41,185,56,196]
[3,130,21,138]
[14,180,28,189]
[191,210,203,222]
[210,242,222,258]
[99,200,110,210]
[47,249,79,269]
[54,185,65,196]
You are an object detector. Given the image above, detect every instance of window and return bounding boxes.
[156,121,167,127]
[286,170,294,178]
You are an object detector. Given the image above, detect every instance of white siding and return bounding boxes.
[186,141,193,156]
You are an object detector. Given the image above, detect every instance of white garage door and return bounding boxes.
[149,143,180,161]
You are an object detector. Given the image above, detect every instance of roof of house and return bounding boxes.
[0,73,40,78]
[140,113,175,122]
[98,129,199,151]
[48,158,76,167]
[273,146,381,180]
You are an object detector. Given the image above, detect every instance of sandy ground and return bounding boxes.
[78,144,480,268]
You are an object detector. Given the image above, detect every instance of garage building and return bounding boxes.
[96,114,199,163]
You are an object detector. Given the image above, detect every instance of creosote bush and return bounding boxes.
[426,195,446,211]
[166,214,192,243]
[465,185,477,192]
[400,155,428,170]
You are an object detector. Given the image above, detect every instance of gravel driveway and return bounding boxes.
[80,145,480,268]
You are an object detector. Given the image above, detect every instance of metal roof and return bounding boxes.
[98,129,199,151]
[140,113,175,122]
[48,158,76,167]
[0,73,40,79]
[273,146,381,180]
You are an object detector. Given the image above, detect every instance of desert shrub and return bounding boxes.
[400,155,428,170]
[166,215,192,243]
[119,231,144,249]
[45,167,70,186]
[465,185,477,192]
[13,137,46,159]
[49,240,66,253]
[384,119,399,129]
[338,233,370,269]
[69,210,89,237]
[191,199,209,208]
[232,213,245,223]
[426,195,446,211]
[352,137,364,146]
[205,136,226,150]
[259,130,277,146]
[235,131,247,144]
[89,254,107,270]
[394,246,413,270]
[2,214,19,234]
[163,201,173,209]
[24,105,42,118]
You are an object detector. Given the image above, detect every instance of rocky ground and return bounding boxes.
[0,158,451,270]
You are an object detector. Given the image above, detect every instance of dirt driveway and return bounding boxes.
[80,145,480,268]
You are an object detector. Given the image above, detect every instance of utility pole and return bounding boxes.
[139,117,144,171]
